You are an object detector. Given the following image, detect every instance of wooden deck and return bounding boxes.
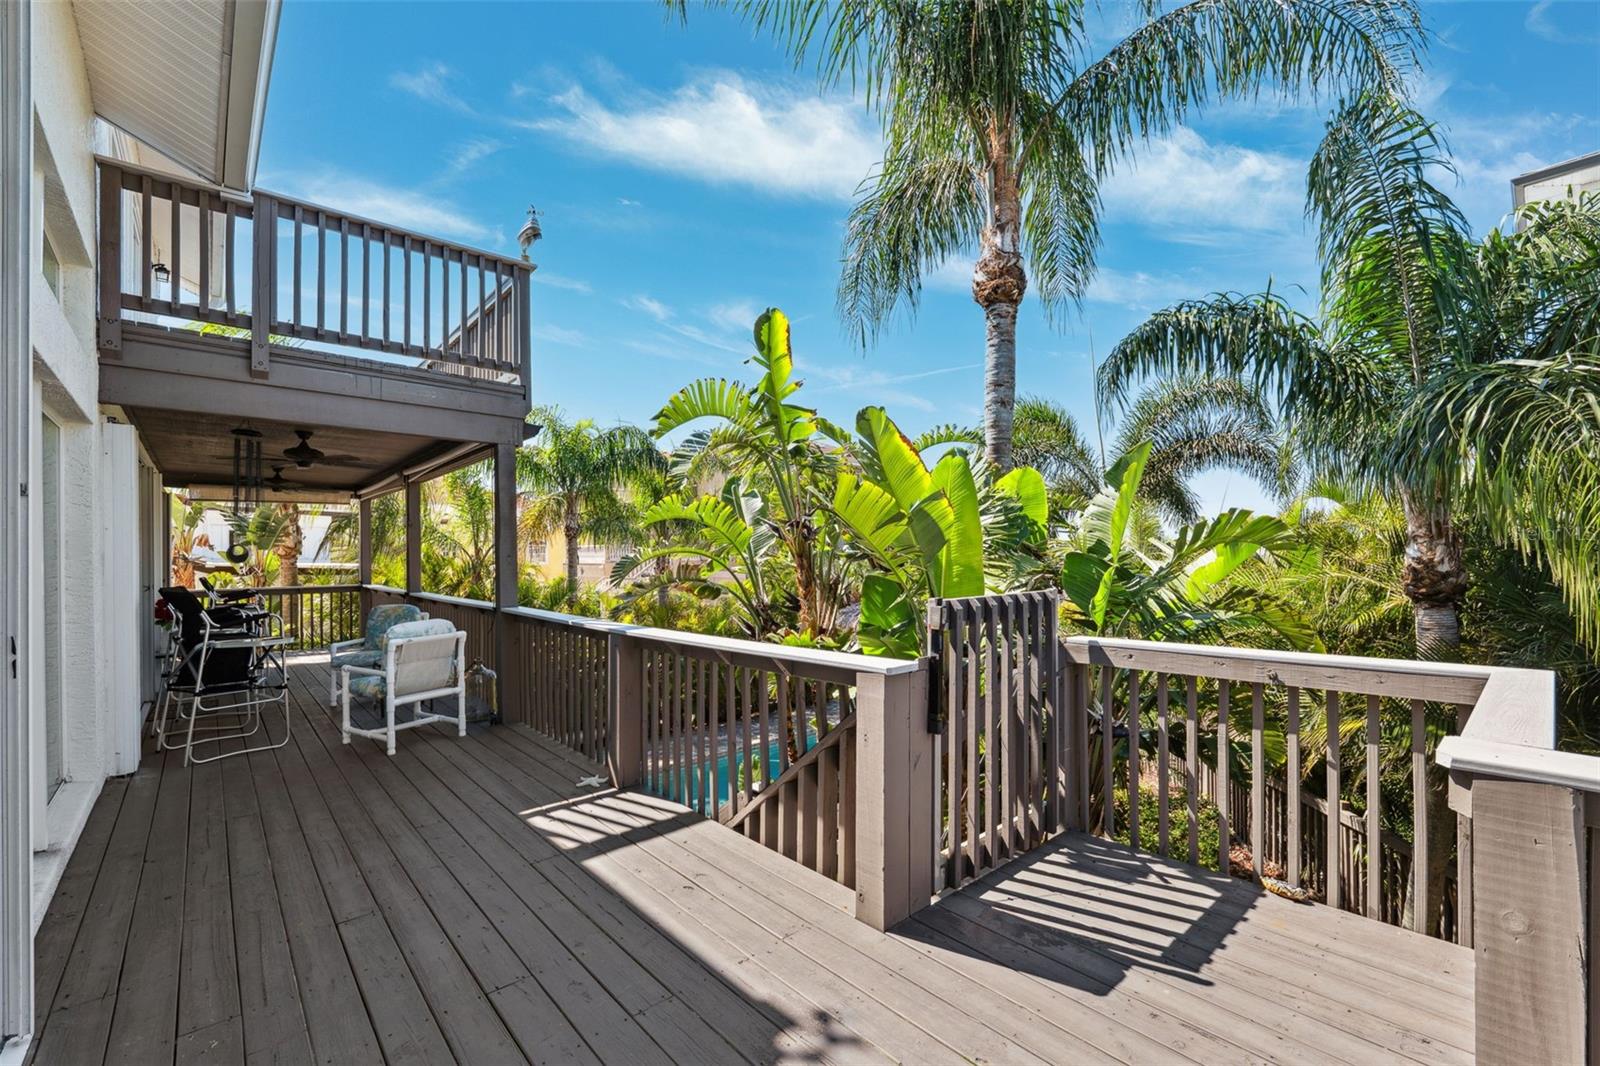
[29,660,1475,1065]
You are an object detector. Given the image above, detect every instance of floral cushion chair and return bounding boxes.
[341,619,467,755]
[327,603,426,705]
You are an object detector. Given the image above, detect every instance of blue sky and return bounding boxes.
[259,0,1600,514]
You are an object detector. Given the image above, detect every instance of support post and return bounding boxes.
[493,442,519,718]
[250,191,274,378]
[854,662,934,932]
[403,478,422,595]
[357,496,372,586]
[607,633,642,788]
[1467,776,1588,1066]
[97,163,123,356]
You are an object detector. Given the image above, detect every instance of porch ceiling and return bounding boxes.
[73,0,278,189]
[124,407,475,499]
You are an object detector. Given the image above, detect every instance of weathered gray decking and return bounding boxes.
[29,660,1475,1065]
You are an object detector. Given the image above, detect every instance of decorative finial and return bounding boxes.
[517,206,542,262]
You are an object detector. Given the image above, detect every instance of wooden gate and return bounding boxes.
[928,592,1064,891]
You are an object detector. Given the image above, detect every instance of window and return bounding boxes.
[42,229,60,298]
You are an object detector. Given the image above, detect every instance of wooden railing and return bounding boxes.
[928,593,1064,892]
[1061,637,1490,940]
[502,609,610,762]
[96,159,532,387]
[249,583,364,651]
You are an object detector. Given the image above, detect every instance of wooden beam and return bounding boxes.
[98,162,123,355]
[1468,777,1587,1065]
[853,662,933,931]
[357,496,372,586]
[404,479,421,596]
[250,192,274,378]
[493,441,519,723]
[606,634,643,788]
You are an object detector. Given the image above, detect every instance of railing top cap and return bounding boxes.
[503,605,922,676]
[1061,634,1508,681]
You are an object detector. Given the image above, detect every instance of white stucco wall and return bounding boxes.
[26,0,122,920]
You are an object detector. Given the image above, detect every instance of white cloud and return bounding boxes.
[268,171,490,242]
[1085,267,1215,311]
[1100,128,1304,237]
[623,295,672,322]
[391,62,474,114]
[533,323,588,348]
[439,138,502,180]
[523,73,880,201]
[1525,1,1600,46]
[707,301,762,334]
[618,197,642,207]
[808,362,983,414]
[531,271,592,295]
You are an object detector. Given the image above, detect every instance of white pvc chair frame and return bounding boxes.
[341,629,467,755]
[327,609,430,706]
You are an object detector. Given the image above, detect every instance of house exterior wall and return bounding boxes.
[23,0,154,927]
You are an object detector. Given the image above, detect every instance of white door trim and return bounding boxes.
[0,0,34,1053]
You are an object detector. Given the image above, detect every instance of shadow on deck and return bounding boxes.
[28,661,1474,1065]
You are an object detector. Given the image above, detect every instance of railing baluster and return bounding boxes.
[315,210,326,334]
[1100,666,1114,839]
[291,203,303,331]
[1216,679,1230,873]
[945,602,962,887]
[225,201,237,318]
[422,241,432,352]
[1156,673,1169,857]
[381,230,391,346]
[141,175,153,304]
[1185,676,1199,865]
[339,218,349,340]
[441,247,450,357]
[1366,693,1382,919]
[1127,671,1140,849]
[1410,697,1428,933]
[1251,681,1264,879]
[1000,596,1017,858]
[964,604,980,875]
[459,252,469,363]
[493,260,505,363]
[477,256,487,363]
[1326,690,1342,910]
[1287,686,1302,888]
[169,180,181,312]
[402,234,412,352]
[198,195,210,316]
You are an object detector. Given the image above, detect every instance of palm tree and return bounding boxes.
[1393,195,1600,648]
[968,382,1293,525]
[518,407,663,590]
[1103,93,1481,650]
[703,0,1422,469]
[423,464,497,600]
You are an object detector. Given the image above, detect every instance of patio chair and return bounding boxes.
[340,619,467,755]
[326,603,427,705]
[158,586,293,765]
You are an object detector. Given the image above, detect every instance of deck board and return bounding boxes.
[30,659,1475,1065]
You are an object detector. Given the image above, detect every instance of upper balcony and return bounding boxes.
[95,159,535,467]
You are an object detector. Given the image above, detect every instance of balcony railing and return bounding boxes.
[95,159,532,391]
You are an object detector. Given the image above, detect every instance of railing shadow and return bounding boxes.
[898,831,1260,996]
[297,663,872,1065]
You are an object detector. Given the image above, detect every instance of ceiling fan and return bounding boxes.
[264,466,304,493]
[282,428,364,469]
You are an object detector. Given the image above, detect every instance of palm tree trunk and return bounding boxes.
[1395,484,1466,936]
[1397,485,1468,652]
[277,504,302,587]
[974,152,1026,472]
[564,502,581,590]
